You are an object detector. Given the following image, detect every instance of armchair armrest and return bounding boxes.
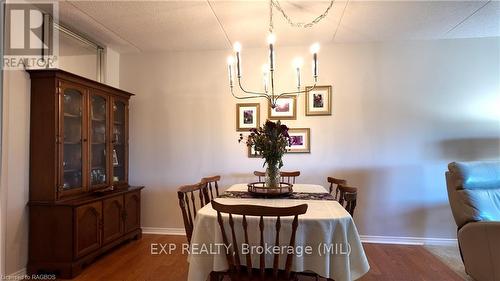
[458,221,500,281]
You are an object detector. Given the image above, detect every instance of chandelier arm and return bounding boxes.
[231,85,270,100]
[276,84,317,99]
[237,78,268,96]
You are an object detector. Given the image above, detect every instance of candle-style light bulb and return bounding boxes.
[233,42,242,52]
[233,42,242,77]
[310,42,320,79]
[292,57,303,90]
[267,33,276,45]
[293,57,303,69]
[227,56,235,86]
[262,64,269,92]
[262,64,269,73]
[310,42,320,54]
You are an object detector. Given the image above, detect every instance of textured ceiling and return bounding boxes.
[57,0,500,53]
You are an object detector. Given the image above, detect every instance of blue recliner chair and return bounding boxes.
[446,161,500,281]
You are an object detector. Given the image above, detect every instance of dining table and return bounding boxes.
[187,183,370,281]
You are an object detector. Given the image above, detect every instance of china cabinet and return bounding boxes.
[27,69,143,278]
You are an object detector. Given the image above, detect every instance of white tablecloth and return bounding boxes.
[187,184,370,281]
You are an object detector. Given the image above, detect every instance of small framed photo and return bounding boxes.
[305,85,332,116]
[236,103,260,131]
[268,96,297,120]
[287,128,310,153]
[112,149,119,166]
[247,145,261,158]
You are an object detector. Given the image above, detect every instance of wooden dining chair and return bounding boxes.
[280,171,300,184]
[177,182,209,244]
[327,177,347,200]
[210,201,308,281]
[201,175,221,200]
[338,185,358,217]
[254,171,266,182]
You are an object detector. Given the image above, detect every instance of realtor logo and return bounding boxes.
[3,2,58,69]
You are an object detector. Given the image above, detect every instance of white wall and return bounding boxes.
[106,47,120,88]
[2,70,30,276]
[120,37,500,239]
[58,54,98,81]
[1,48,120,275]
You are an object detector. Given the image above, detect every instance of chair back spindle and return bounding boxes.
[228,213,241,271]
[273,216,281,278]
[327,177,347,200]
[216,211,236,275]
[253,171,266,182]
[211,201,308,280]
[280,171,301,184]
[285,215,300,279]
[201,175,221,200]
[242,215,252,271]
[259,216,265,278]
[338,185,358,217]
[177,182,209,244]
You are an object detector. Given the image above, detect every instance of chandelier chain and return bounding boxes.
[269,0,335,31]
[269,0,274,33]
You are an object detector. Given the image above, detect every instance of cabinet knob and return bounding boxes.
[82,138,88,142]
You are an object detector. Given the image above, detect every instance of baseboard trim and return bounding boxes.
[142,227,457,246]
[360,235,457,246]
[142,227,186,235]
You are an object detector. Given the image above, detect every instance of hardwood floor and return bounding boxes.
[360,243,463,281]
[66,234,464,281]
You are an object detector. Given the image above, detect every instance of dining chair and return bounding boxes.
[210,200,308,281]
[177,182,209,244]
[327,177,347,200]
[338,185,358,217]
[201,175,221,200]
[254,171,266,182]
[280,171,300,184]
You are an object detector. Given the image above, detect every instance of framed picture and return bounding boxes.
[268,95,297,120]
[112,149,119,166]
[247,145,261,158]
[236,103,260,131]
[305,85,332,116]
[287,128,310,153]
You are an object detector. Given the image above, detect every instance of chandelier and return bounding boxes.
[226,0,334,108]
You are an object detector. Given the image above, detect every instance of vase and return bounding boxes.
[265,163,280,188]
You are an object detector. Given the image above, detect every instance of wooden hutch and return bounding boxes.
[27,69,144,278]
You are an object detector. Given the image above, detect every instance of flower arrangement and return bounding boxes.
[239,120,291,187]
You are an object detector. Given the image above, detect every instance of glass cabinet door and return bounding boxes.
[112,99,127,185]
[61,84,86,194]
[90,93,109,188]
